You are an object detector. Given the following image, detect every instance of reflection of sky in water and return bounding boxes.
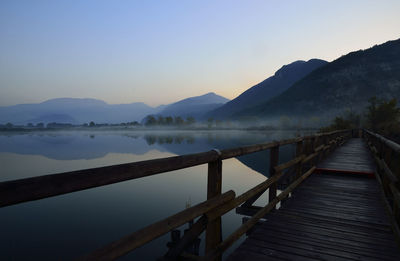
[0,130,301,260]
[0,130,300,180]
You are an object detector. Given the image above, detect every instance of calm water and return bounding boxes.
[0,130,304,260]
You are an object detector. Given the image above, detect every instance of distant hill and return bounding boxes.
[0,93,229,125]
[208,59,328,119]
[0,98,163,124]
[157,92,229,119]
[237,38,400,120]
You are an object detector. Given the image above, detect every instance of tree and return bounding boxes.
[207,118,214,128]
[319,110,360,133]
[320,116,352,132]
[174,116,184,125]
[145,115,157,126]
[130,121,140,126]
[186,116,195,125]
[165,116,173,125]
[157,116,165,125]
[89,121,95,127]
[145,135,156,145]
[365,97,400,135]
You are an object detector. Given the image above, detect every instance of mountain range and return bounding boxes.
[156,92,229,119]
[2,38,399,126]
[236,38,400,120]
[209,59,328,119]
[0,93,229,125]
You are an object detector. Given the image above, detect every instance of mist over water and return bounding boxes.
[0,130,305,260]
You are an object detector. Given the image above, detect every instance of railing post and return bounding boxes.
[310,136,317,165]
[383,145,393,198]
[269,144,280,210]
[295,140,303,179]
[205,150,222,260]
[395,167,400,227]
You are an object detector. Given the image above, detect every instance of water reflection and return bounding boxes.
[0,130,306,260]
[0,130,301,179]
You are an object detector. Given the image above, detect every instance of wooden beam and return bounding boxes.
[203,166,316,261]
[207,170,287,221]
[269,145,279,210]
[205,156,223,260]
[296,140,303,179]
[274,155,305,173]
[78,190,235,261]
[0,150,220,207]
[0,130,351,208]
[163,215,208,260]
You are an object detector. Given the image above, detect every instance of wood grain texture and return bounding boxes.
[228,138,400,261]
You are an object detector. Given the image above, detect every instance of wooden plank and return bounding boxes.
[205,158,223,261]
[274,155,304,173]
[229,137,400,260]
[229,244,319,261]
[240,237,356,261]
[263,215,397,243]
[268,145,279,209]
[277,208,392,231]
[163,215,207,260]
[257,218,399,253]
[205,167,316,261]
[227,250,284,261]
[248,232,388,261]
[79,190,235,261]
[0,150,221,207]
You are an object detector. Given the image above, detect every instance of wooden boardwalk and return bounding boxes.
[229,138,400,260]
[317,138,376,175]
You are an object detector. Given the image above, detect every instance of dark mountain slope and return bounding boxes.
[209,59,327,119]
[238,38,400,119]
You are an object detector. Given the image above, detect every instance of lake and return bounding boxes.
[0,130,306,260]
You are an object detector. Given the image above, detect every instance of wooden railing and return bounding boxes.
[0,129,352,260]
[363,129,400,242]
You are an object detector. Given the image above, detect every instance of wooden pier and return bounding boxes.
[1,129,399,260]
[229,138,400,260]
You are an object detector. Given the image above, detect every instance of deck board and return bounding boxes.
[317,139,376,174]
[228,138,400,260]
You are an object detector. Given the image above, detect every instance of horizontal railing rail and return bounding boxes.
[0,129,353,260]
[0,130,349,208]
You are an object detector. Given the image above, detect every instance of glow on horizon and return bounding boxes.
[0,0,399,107]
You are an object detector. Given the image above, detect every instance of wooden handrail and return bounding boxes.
[364,129,400,153]
[0,129,353,260]
[0,150,219,207]
[363,129,400,245]
[203,166,317,261]
[0,130,349,208]
[390,183,400,209]
[274,155,305,173]
[79,190,235,261]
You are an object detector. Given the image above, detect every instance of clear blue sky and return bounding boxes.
[1,0,399,106]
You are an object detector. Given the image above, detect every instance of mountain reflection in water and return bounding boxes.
[0,130,302,179]
[0,130,308,260]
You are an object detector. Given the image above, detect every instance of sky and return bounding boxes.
[0,0,399,107]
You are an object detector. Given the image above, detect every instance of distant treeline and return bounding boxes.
[144,115,195,126]
[320,96,400,142]
[0,121,141,131]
